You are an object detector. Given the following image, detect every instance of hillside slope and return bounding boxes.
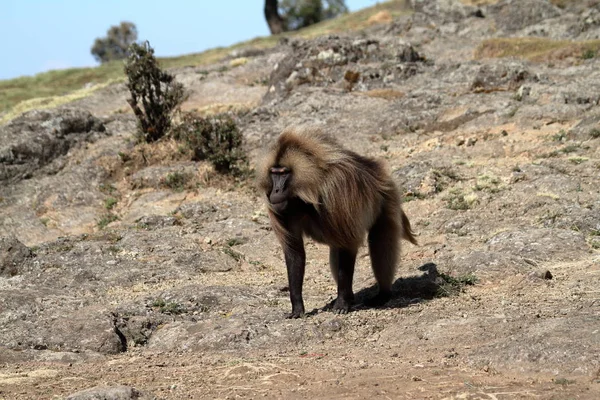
[1,0,600,398]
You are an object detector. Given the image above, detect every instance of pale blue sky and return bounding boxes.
[0,0,380,80]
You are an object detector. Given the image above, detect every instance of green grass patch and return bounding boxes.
[475,37,600,62]
[569,156,588,164]
[104,197,118,210]
[97,213,119,229]
[436,273,478,297]
[403,191,426,202]
[223,246,244,262]
[553,377,576,385]
[444,188,478,210]
[162,171,190,192]
[152,298,185,315]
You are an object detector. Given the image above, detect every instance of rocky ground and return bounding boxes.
[1,0,600,398]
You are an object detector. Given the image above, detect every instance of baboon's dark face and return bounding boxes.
[268,166,292,214]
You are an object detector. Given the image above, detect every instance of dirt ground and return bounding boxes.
[1,0,600,399]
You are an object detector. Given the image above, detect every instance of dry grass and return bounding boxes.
[474,37,600,62]
[459,0,499,5]
[0,1,412,119]
[461,0,595,7]
[549,0,599,8]
[360,88,405,100]
[0,80,117,125]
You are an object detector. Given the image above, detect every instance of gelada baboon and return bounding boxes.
[258,128,417,318]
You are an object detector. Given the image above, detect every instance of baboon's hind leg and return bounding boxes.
[366,205,400,307]
[329,247,357,314]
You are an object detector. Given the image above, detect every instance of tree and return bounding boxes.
[264,0,348,33]
[265,0,286,35]
[124,41,186,142]
[91,21,138,64]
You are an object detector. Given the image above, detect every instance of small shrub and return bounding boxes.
[223,246,244,262]
[474,174,502,193]
[436,273,478,297]
[99,183,117,195]
[582,49,596,59]
[162,171,189,192]
[403,191,426,202]
[561,144,579,154]
[590,128,600,138]
[569,156,588,164]
[104,197,118,210]
[553,377,575,385]
[444,188,476,210]
[97,214,119,229]
[125,41,186,142]
[172,112,248,175]
[227,238,246,246]
[152,298,185,315]
[550,129,568,142]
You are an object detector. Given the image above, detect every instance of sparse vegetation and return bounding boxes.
[537,192,560,200]
[171,112,248,175]
[590,128,600,139]
[107,245,121,254]
[553,377,576,385]
[436,272,478,297]
[403,191,426,202]
[227,238,246,246]
[444,188,477,210]
[162,171,190,192]
[152,298,185,315]
[104,197,118,210]
[582,49,596,59]
[125,41,186,142]
[97,214,119,229]
[550,129,568,142]
[223,247,244,262]
[475,38,600,62]
[569,156,588,164]
[474,173,502,193]
[99,183,118,195]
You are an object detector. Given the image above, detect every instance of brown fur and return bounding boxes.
[258,127,416,316]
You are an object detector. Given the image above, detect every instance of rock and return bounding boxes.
[0,108,106,182]
[174,249,238,273]
[529,270,553,280]
[487,0,561,33]
[471,63,531,92]
[262,35,427,104]
[397,43,425,62]
[0,236,31,276]
[486,229,588,264]
[515,85,531,101]
[409,0,475,22]
[65,385,152,400]
[135,215,179,230]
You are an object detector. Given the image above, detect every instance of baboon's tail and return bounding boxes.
[400,209,418,245]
